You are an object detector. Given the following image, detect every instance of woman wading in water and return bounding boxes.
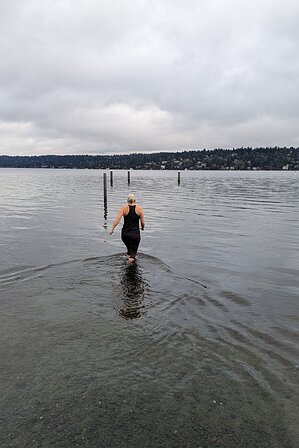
[109,194,145,263]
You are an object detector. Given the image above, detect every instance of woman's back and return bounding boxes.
[123,205,140,232]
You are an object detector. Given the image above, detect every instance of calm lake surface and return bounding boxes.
[0,168,298,448]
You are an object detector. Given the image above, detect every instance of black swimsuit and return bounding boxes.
[121,205,141,259]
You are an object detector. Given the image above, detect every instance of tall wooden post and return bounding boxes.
[178,171,181,185]
[103,173,108,222]
[128,170,131,185]
[110,170,113,187]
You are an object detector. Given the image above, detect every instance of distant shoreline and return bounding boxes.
[0,167,297,171]
[0,147,298,170]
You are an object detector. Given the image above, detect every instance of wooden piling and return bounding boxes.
[103,172,108,213]
[110,170,113,187]
[128,170,131,185]
[178,171,181,185]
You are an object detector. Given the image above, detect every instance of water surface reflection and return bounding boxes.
[118,263,147,319]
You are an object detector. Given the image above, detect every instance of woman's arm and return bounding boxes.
[139,207,145,231]
[109,207,124,235]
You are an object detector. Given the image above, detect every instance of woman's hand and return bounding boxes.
[109,228,114,235]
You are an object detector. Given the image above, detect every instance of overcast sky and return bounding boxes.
[1,0,298,155]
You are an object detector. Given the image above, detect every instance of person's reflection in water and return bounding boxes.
[119,263,147,319]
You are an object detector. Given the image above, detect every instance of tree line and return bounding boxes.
[0,147,298,170]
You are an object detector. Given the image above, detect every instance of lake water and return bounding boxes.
[0,168,298,448]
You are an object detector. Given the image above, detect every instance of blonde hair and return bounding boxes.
[127,194,136,204]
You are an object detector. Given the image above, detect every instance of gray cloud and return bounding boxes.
[1,0,298,155]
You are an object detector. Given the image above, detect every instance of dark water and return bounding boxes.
[0,168,298,448]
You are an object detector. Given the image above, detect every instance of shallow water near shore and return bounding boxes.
[0,168,298,447]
